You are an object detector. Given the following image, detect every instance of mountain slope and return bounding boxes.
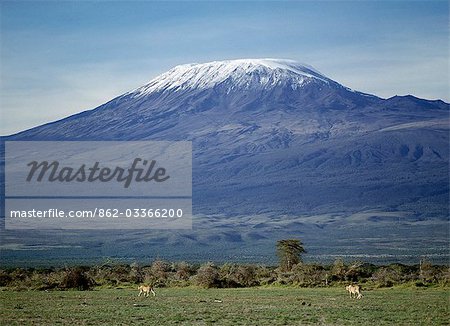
[2,59,449,264]
[8,59,448,214]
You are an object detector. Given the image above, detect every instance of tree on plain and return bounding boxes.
[276,239,306,272]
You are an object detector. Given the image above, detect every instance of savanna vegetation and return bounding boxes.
[1,240,448,325]
[0,257,448,291]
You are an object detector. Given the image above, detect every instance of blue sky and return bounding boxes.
[1,1,448,135]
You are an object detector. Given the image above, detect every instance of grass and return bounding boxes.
[0,287,449,325]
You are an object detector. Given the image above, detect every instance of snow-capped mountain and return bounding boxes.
[10,58,388,140]
[130,59,336,94]
[2,59,449,264]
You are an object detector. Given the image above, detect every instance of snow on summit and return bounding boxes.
[131,59,334,96]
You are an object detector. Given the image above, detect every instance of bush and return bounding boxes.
[254,265,276,286]
[0,261,448,290]
[372,267,401,287]
[149,260,171,286]
[419,259,438,284]
[331,259,347,282]
[219,264,258,287]
[174,262,193,281]
[436,266,450,286]
[290,263,326,287]
[195,262,219,288]
[60,267,94,290]
[130,262,144,284]
[0,270,12,287]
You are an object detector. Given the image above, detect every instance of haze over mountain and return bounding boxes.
[2,59,449,265]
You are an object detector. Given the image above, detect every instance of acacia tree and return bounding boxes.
[276,239,306,271]
[331,258,346,281]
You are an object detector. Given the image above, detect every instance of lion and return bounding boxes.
[345,284,362,299]
[138,284,156,297]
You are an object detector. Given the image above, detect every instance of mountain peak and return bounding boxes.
[130,58,334,97]
[187,58,326,76]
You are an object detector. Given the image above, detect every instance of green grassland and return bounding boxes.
[1,287,448,325]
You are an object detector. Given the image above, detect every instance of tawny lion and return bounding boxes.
[138,285,156,297]
[345,284,362,299]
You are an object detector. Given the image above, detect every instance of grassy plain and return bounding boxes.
[1,287,448,325]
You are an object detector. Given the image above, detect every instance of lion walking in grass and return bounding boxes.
[346,284,362,299]
[138,285,156,297]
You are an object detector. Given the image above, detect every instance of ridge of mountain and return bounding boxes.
[1,59,449,265]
